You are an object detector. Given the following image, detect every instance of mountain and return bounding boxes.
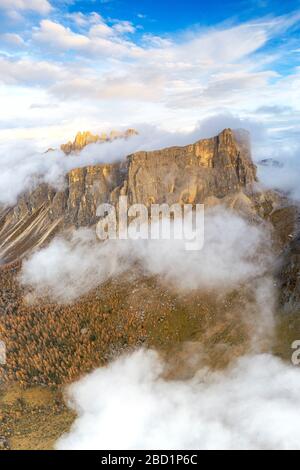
[0,127,299,392]
[0,128,258,263]
[0,122,299,454]
[1,127,299,317]
[61,128,138,154]
[278,219,300,312]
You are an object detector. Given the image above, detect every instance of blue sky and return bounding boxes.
[65,1,300,29]
[0,0,299,153]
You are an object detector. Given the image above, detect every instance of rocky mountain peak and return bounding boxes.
[61,128,138,154]
[0,128,260,262]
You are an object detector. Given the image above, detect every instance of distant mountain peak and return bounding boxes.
[61,128,138,154]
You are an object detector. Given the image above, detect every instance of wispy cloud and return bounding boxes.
[0,6,299,153]
[57,350,300,450]
[0,0,52,15]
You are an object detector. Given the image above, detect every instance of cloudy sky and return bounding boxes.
[0,0,300,150]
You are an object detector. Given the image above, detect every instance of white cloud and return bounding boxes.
[33,20,90,50]
[30,15,285,64]
[32,18,143,58]
[50,75,163,102]
[67,12,103,28]
[26,13,300,120]
[0,56,68,85]
[56,350,300,450]
[89,23,113,38]
[258,149,300,201]
[0,11,300,153]
[0,0,52,14]
[20,206,272,302]
[1,33,25,47]
[112,20,135,34]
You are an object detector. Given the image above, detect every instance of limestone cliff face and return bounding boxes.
[0,128,257,262]
[66,163,125,226]
[126,129,256,206]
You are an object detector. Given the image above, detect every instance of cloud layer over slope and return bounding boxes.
[57,349,300,450]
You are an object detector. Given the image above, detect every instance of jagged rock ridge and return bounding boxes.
[0,128,258,262]
[61,129,138,154]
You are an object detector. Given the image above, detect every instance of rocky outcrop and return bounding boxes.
[277,209,300,313]
[65,163,125,226]
[126,128,256,206]
[61,129,138,154]
[0,128,258,262]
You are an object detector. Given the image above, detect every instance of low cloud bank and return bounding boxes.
[20,229,131,302]
[20,208,272,303]
[56,349,300,450]
[258,151,300,202]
